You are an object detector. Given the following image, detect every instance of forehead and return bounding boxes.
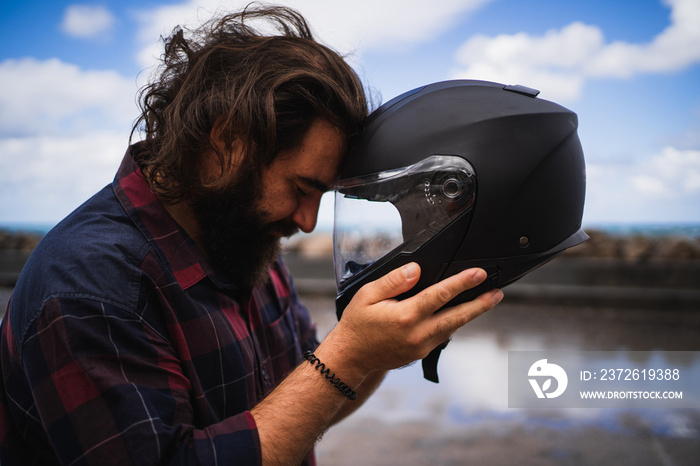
[273,120,346,188]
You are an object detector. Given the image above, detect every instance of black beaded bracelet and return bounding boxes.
[303,351,358,401]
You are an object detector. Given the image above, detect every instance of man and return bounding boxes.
[0,6,502,465]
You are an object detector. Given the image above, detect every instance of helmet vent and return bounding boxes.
[504,84,540,98]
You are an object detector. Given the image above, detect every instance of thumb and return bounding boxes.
[359,262,421,304]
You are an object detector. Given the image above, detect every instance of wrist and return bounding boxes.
[311,332,369,390]
[302,351,357,400]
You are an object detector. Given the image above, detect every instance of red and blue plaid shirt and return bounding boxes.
[0,146,318,465]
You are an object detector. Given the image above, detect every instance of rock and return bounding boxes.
[620,235,657,262]
[0,230,42,251]
[564,230,621,258]
[296,233,333,258]
[656,237,700,260]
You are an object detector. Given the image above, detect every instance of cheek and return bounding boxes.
[272,199,298,219]
[256,186,298,221]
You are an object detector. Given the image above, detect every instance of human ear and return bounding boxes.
[201,116,245,188]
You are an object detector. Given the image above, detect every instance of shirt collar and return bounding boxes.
[112,144,239,291]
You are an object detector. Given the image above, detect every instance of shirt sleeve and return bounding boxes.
[11,296,263,466]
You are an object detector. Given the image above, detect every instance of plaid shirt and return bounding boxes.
[0,146,318,465]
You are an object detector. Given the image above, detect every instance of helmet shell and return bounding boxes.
[335,80,587,316]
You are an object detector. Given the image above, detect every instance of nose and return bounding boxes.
[292,193,321,234]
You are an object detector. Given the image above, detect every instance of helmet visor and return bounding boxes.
[333,155,476,291]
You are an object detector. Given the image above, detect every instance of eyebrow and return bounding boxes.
[296,175,334,193]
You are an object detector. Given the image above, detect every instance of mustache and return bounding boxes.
[266,218,299,238]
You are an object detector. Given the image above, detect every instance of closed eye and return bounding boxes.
[296,185,311,197]
[295,175,332,194]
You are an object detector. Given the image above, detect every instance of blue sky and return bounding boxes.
[1,0,699,231]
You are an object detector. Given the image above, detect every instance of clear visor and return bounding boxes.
[333,155,476,291]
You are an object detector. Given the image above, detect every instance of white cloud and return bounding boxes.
[0,133,126,223]
[0,58,137,223]
[632,146,700,197]
[685,171,700,192]
[133,0,494,69]
[631,174,668,197]
[585,147,700,224]
[452,0,700,102]
[61,4,116,39]
[452,22,601,101]
[0,57,137,137]
[587,0,700,77]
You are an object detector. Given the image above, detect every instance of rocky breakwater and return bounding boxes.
[519,230,700,310]
[0,230,43,286]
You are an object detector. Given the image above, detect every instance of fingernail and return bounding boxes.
[402,262,419,279]
[471,268,487,284]
[492,289,504,305]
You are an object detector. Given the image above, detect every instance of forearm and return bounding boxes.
[251,334,369,465]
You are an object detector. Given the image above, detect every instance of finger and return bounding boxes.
[357,262,422,305]
[410,267,488,316]
[427,288,503,342]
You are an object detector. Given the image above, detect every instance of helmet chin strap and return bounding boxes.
[421,339,450,383]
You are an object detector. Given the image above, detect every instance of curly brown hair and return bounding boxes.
[131,4,368,204]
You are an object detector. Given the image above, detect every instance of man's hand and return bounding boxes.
[252,263,501,464]
[324,262,503,375]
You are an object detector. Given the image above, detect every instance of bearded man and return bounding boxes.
[0,6,502,465]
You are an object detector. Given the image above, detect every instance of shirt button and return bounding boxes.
[261,367,270,381]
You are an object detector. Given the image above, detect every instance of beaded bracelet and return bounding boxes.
[303,351,358,401]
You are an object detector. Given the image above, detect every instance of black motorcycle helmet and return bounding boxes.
[333,80,587,382]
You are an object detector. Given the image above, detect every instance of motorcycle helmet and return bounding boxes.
[333,80,587,382]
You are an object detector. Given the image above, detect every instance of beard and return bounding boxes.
[192,171,298,290]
